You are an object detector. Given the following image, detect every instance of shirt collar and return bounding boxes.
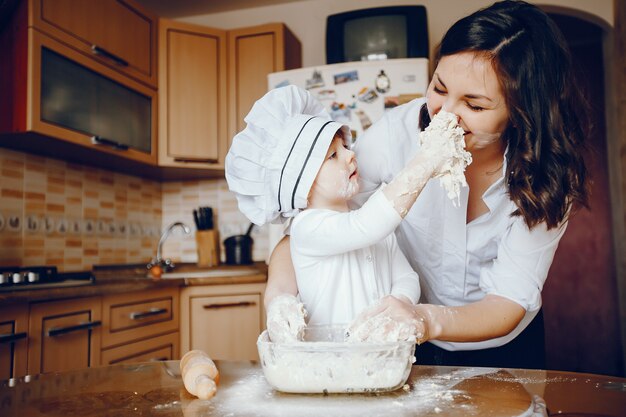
[481,145,509,210]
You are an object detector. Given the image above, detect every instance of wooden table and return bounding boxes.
[1,360,624,416]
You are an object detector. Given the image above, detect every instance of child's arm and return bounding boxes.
[265,236,307,342]
[382,110,470,216]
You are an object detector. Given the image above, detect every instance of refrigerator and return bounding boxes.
[267,58,430,141]
[265,58,430,261]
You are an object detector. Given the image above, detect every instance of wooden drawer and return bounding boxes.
[101,332,179,365]
[102,287,179,348]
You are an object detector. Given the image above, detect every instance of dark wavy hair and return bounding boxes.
[419,0,589,229]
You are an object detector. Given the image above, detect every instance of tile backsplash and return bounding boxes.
[0,149,162,271]
[161,179,269,264]
[0,148,268,271]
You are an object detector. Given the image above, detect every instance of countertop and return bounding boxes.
[0,262,268,303]
[1,360,625,417]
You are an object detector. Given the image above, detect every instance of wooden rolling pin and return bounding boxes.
[180,350,220,399]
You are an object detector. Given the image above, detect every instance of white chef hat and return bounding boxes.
[225,85,351,226]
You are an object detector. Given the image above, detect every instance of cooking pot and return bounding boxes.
[223,223,254,265]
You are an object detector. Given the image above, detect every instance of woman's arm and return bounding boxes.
[352,294,525,344]
[417,295,526,343]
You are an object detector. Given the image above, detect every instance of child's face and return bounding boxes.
[309,134,359,205]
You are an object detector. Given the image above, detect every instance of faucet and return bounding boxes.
[147,222,191,272]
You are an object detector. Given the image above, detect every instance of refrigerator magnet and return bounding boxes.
[375,70,391,93]
[357,87,378,103]
[305,70,325,89]
[334,70,359,85]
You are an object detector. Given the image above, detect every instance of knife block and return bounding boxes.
[195,230,220,267]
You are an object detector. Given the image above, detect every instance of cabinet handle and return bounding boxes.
[47,320,102,337]
[203,301,256,309]
[173,158,218,164]
[129,308,168,320]
[0,331,27,344]
[91,45,129,67]
[91,136,129,151]
[149,357,169,362]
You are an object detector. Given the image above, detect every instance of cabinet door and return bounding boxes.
[227,23,301,144]
[27,30,158,165]
[0,304,28,380]
[28,297,102,374]
[158,19,227,168]
[189,293,262,361]
[33,0,157,87]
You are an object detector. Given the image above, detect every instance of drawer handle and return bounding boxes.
[149,357,169,362]
[203,301,256,309]
[47,321,102,337]
[173,158,219,164]
[91,44,129,66]
[130,308,168,320]
[0,331,27,344]
[91,136,129,151]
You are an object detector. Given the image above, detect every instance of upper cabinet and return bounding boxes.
[31,0,158,88]
[0,0,158,167]
[227,23,302,146]
[159,21,302,171]
[158,19,227,169]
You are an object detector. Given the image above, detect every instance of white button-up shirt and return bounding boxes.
[353,98,567,351]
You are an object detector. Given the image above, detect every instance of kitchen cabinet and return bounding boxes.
[0,0,158,169]
[158,19,228,169]
[180,283,266,361]
[101,287,179,364]
[158,22,301,172]
[0,303,28,380]
[31,0,157,88]
[27,297,102,374]
[227,23,302,145]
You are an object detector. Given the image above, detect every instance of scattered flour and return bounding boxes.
[202,364,548,417]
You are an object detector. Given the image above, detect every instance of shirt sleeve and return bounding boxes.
[387,235,421,304]
[291,189,402,257]
[479,216,569,312]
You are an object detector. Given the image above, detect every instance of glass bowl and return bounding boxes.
[257,324,415,393]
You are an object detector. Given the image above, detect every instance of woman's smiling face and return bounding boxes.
[426,52,510,152]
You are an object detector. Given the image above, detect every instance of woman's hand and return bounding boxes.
[347,295,430,344]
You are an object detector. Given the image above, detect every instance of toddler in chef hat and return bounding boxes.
[226,85,463,343]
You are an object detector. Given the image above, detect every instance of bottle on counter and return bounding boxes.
[180,350,220,400]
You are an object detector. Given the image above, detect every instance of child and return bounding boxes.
[226,86,469,342]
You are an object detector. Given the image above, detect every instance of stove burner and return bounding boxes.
[0,265,93,291]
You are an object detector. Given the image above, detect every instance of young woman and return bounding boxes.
[266,0,589,369]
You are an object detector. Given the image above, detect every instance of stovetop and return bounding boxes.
[0,265,93,291]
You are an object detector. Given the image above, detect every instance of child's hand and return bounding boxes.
[266,294,307,343]
[347,295,429,343]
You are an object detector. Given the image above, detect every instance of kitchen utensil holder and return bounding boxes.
[196,230,220,267]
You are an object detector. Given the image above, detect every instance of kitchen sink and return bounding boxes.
[157,267,261,280]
